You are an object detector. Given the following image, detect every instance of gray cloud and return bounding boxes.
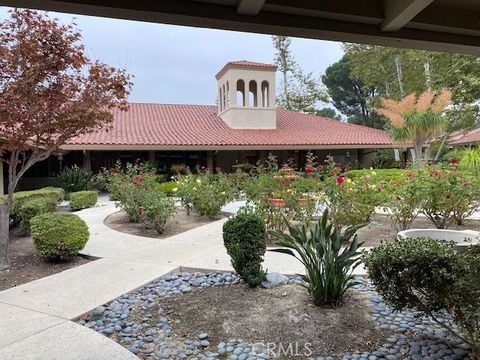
[0,7,344,105]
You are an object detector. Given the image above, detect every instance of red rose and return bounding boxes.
[305,167,314,174]
[336,176,344,184]
[450,157,458,164]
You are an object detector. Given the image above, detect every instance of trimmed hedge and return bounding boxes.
[30,213,89,260]
[223,211,267,287]
[346,169,411,183]
[1,187,65,224]
[69,191,98,211]
[18,198,57,235]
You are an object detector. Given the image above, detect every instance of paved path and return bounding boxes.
[0,196,311,359]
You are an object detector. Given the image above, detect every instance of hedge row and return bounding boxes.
[1,187,65,223]
[346,169,412,182]
[69,190,98,211]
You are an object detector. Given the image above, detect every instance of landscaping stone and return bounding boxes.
[78,271,472,359]
[261,272,289,288]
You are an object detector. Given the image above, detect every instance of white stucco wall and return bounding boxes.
[217,66,277,129]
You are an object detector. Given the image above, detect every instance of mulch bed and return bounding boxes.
[104,207,226,239]
[0,228,91,291]
[159,284,389,357]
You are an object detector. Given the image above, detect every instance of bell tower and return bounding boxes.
[215,60,277,129]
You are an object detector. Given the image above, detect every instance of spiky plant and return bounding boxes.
[269,210,364,306]
[375,89,452,167]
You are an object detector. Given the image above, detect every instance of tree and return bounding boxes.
[315,107,342,120]
[272,35,326,113]
[343,44,480,131]
[375,89,452,167]
[0,10,132,269]
[322,56,384,128]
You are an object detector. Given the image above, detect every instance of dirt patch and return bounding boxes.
[157,284,389,358]
[0,229,91,291]
[104,207,226,239]
[357,214,480,247]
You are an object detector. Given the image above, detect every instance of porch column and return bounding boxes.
[83,150,91,172]
[0,158,4,195]
[207,151,214,172]
[148,151,155,162]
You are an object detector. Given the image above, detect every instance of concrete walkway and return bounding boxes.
[0,196,311,359]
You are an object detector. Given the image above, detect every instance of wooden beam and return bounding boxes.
[1,0,479,55]
[236,0,265,16]
[381,0,433,32]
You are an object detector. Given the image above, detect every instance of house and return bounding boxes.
[4,61,393,192]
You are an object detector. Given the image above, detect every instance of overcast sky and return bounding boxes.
[0,7,344,105]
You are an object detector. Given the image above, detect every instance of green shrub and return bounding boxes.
[270,210,364,306]
[187,172,237,219]
[18,198,57,235]
[3,187,64,225]
[69,191,98,211]
[364,238,480,357]
[346,168,409,183]
[383,172,421,231]
[30,213,89,260]
[417,165,480,228]
[157,181,178,196]
[140,192,176,234]
[460,147,480,174]
[52,166,94,197]
[323,174,384,227]
[223,210,267,287]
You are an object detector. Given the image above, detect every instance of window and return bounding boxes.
[236,79,245,106]
[261,81,269,107]
[248,80,258,107]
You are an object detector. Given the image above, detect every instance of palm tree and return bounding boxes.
[375,89,452,167]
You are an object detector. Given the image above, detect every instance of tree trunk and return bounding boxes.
[0,202,9,269]
[434,133,448,163]
[414,142,424,168]
[395,54,405,97]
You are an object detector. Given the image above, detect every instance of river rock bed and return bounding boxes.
[77,272,472,359]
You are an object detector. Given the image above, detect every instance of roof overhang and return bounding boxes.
[61,144,396,151]
[2,0,480,55]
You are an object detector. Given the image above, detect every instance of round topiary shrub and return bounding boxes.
[18,198,57,235]
[69,190,98,211]
[30,213,89,260]
[223,210,267,287]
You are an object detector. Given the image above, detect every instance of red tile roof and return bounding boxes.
[215,60,277,79]
[65,103,392,149]
[449,128,480,146]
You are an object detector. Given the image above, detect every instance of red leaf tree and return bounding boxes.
[0,9,132,268]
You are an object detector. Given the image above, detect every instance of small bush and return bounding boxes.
[4,187,64,225]
[30,213,89,260]
[364,238,480,356]
[18,198,57,235]
[270,210,364,306]
[192,174,236,219]
[383,172,421,231]
[140,192,176,234]
[158,181,178,196]
[223,210,267,287]
[52,166,94,197]
[346,169,410,183]
[69,191,98,211]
